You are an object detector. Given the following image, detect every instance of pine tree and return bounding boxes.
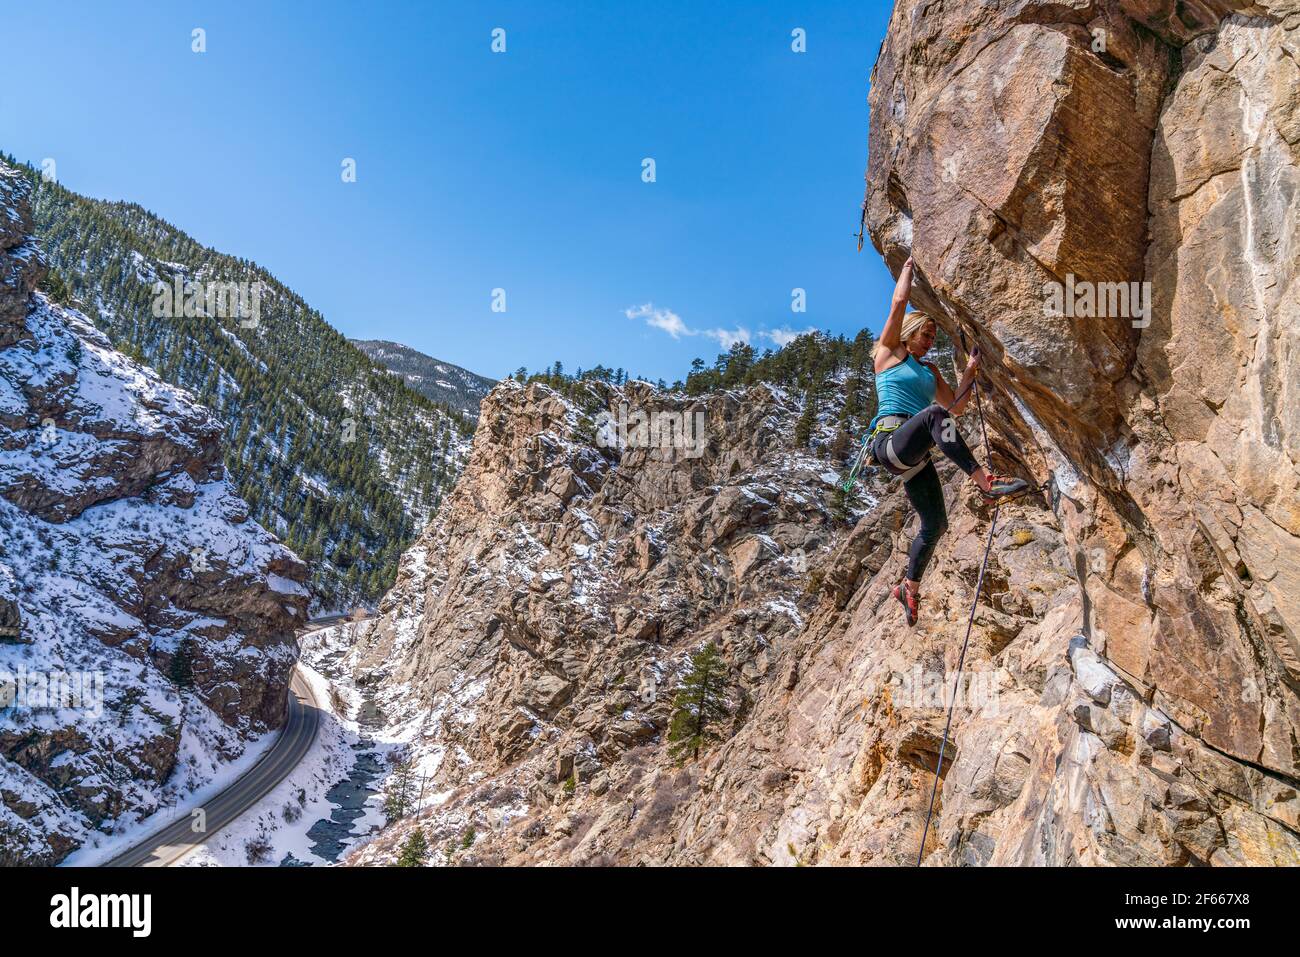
[169,639,195,687]
[396,828,429,867]
[830,480,863,525]
[932,324,958,383]
[794,382,819,448]
[9,156,474,610]
[830,422,852,462]
[383,754,416,822]
[39,267,74,305]
[667,643,730,763]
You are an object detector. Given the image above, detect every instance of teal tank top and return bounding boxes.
[870,353,936,430]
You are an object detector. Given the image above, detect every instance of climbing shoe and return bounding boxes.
[892,582,920,627]
[980,475,1031,501]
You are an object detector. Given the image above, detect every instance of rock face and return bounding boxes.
[0,164,310,865]
[311,377,878,864]
[862,0,1299,862]
[324,0,1298,867]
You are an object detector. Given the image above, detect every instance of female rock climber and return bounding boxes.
[869,256,1028,626]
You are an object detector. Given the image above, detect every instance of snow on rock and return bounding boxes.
[0,162,310,865]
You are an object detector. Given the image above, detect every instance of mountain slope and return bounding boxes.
[350,339,495,418]
[6,156,473,608]
[0,163,309,864]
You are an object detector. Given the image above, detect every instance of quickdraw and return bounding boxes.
[839,434,872,494]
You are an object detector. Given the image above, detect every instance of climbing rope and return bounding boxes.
[846,326,1055,860]
[915,328,1000,866]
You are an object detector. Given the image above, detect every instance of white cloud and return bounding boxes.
[627,303,750,348]
[625,303,689,339]
[627,304,820,352]
[702,326,752,348]
[762,326,817,347]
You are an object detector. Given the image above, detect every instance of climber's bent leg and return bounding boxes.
[886,405,1028,499]
[887,404,980,476]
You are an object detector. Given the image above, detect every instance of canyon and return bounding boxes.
[3,0,1296,868]
[322,0,1298,866]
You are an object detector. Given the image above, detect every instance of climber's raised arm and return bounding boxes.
[877,256,914,357]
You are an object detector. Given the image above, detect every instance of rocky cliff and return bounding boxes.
[0,164,310,865]
[310,377,887,864]
[321,0,1297,867]
[862,0,1298,862]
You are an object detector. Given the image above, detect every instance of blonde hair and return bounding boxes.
[900,311,935,344]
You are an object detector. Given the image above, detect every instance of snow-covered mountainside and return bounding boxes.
[0,164,310,865]
[350,339,495,419]
[13,157,473,608]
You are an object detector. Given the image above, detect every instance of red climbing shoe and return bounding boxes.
[893,582,920,627]
[981,475,1031,501]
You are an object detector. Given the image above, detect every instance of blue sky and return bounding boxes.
[2,0,896,382]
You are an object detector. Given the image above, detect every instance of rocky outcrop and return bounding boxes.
[0,163,310,864]
[306,377,876,864]
[861,0,1299,862]
[336,371,1298,866]
[319,0,1297,868]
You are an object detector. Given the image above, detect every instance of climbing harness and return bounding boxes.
[851,334,986,492]
[840,415,932,493]
[867,414,932,482]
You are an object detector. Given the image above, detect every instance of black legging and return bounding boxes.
[872,404,980,583]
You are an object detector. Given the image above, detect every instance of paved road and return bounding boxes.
[104,663,322,867]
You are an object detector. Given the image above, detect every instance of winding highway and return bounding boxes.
[101,615,358,867]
